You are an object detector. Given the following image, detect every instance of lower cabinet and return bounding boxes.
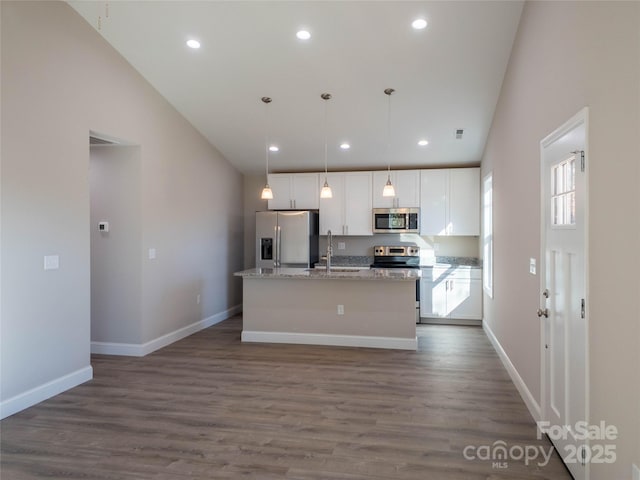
[420,266,482,320]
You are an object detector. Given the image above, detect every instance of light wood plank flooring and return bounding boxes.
[1,316,571,479]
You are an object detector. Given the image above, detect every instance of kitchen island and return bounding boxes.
[234,267,420,350]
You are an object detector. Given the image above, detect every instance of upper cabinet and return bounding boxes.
[319,172,372,236]
[372,170,420,208]
[420,168,480,236]
[267,173,319,210]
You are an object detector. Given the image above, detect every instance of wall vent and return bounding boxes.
[455,129,464,140]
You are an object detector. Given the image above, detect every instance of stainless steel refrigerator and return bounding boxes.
[256,211,319,268]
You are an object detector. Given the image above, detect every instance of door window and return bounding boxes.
[551,156,576,226]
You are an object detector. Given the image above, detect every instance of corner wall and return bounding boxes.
[1,1,243,417]
[481,2,640,477]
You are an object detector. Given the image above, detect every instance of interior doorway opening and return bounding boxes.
[89,131,142,349]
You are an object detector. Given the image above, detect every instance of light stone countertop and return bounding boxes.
[234,267,421,281]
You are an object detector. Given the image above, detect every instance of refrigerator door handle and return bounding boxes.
[276,226,282,267]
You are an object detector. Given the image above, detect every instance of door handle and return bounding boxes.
[537,308,549,318]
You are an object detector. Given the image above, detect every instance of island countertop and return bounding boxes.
[234,267,420,281]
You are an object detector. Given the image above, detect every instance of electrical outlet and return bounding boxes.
[433,243,440,253]
[337,304,344,315]
[148,248,156,260]
[529,258,536,275]
[44,255,59,270]
[196,294,201,304]
[337,242,346,250]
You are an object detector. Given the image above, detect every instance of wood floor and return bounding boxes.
[1,316,571,479]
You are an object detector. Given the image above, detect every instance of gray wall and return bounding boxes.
[90,146,142,344]
[1,1,243,414]
[243,175,269,269]
[481,2,640,477]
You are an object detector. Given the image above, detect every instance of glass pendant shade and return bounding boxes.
[320,93,332,199]
[260,96,273,201]
[261,184,273,200]
[382,176,396,197]
[382,88,396,198]
[320,179,333,198]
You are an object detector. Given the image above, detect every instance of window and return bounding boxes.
[483,173,493,297]
[551,156,576,226]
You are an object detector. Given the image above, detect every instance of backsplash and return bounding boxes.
[319,233,479,264]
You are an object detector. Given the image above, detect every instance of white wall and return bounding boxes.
[90,146,141,344]
[481,2,640,477]
[1,1,243,417]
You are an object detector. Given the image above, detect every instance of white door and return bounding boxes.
[372,170,395,208]
[267,174,292,210]
[319,173,344,236]
[394,170,421,207]
[540,108,588,480]
[344,172,372,235]
[291,173,319,210]
[448,168,480,235]
[420,169,448,235]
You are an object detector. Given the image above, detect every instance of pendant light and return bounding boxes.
[320,93,333,199]
[260,96,274,200]
[382,88,396,197]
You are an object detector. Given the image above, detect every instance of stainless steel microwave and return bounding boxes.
[373,208,420,233]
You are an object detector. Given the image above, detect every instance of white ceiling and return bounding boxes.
[69,1,523,175]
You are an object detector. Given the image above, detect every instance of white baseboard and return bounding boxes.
[0,366,93,420]
[241,330,417,350]
[91,304,242,357]
[483,320,541,421]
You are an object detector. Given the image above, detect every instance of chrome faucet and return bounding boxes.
[326,230,333,272]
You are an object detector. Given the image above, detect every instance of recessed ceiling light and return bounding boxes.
[269,145,279,152]
[418,139,429,146]
[186,39,201,49]
[296,30,311,40]
[411,18,428,30]
[339,143,350,150]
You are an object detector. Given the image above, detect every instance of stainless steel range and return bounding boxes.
[371,245,421,323]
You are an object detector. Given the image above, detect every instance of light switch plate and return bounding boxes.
[98,221,109,233]
[632,463,639,480]
[529,258,536,275]
[148,248,156,260]
[44,255,59,270]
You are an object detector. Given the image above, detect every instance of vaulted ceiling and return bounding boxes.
[69,1,523,175]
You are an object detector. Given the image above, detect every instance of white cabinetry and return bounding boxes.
[319,172,372,236]
[420,168,479,235]
[373,170,420,208]
[267,173,319,210]
[420,266,482,320]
